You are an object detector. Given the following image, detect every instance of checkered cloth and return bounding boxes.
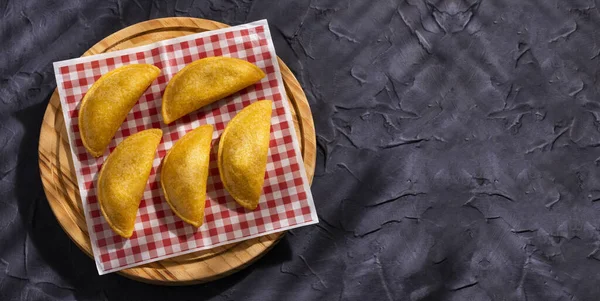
[53,20,318,275]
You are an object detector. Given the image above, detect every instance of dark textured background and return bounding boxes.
[2,0,600,300]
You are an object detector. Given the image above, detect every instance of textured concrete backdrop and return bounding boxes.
[2,0,600,300]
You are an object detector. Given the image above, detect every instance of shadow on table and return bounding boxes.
[13,96,293,299]
[14,98,104,292]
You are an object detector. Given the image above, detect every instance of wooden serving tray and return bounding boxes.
[38,17,316,285]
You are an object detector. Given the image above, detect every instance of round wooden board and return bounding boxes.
[38,17,316,285]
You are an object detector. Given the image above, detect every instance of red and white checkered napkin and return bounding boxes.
[52,20,318,275]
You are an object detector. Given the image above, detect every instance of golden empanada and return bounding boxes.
[97,129,162,238]
[79,64,160,157]
[218,100,273,210]
[161,57,265,124]
[161,124,213,227]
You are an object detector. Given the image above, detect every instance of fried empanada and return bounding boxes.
[161,124,213,227]
[79,64,160,157]
[218,100,273,210]
[97,129,163,238]
[161,57,265,124]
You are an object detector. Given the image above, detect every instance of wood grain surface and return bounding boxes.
[38,17,316,285]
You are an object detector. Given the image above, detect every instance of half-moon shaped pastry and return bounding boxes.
[218,100,273,210]
[161,124,213,227]
[161,57,265,124]
[97,129,163,238]
[79,64,160,157]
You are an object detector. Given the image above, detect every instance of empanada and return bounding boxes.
[161,124,213,227]
[161,57,265,124]
[218,100,273,210]
[79,64,160,157]
[97,129,163,238]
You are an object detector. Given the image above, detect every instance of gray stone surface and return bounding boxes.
[2,0,600,300]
